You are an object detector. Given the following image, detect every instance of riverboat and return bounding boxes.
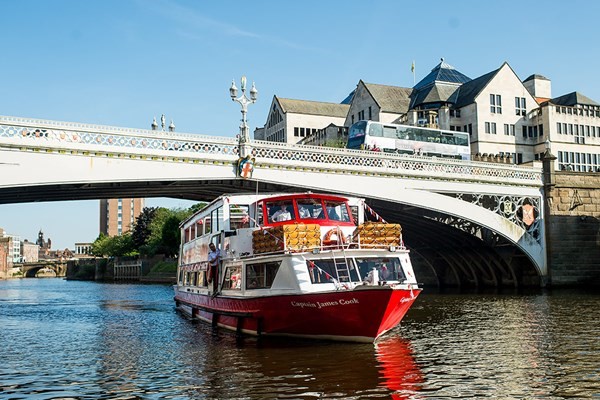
[174,192,421,343]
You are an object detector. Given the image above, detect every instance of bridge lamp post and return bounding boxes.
[229,76,258,155]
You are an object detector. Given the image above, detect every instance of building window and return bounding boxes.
[522,126,527,138]
[294,127,299,137]
[510,124,515,136]
[368,106,372,120]
[515,97,526,116]
[504,124,509,135]
[485,122,490,133]
[490,94,502,114]
[468,123,473,136]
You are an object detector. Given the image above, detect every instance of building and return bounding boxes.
[74,242,93,256]
[298,123,348,147]
[258,96,349,144]
[260,58,600,171]
[0,229,22,263]
[21,240,39,263]
[0,237,10,279]
[36,229,52,259]
[99,198,144,237]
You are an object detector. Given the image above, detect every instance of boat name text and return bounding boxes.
[291,298,359,309]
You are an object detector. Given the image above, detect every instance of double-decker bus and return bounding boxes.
[347,120,471,160]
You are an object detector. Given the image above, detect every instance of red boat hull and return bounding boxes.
[174,286,420,342]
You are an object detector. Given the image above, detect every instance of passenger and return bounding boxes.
[271,204,292,222]
[327,207,340,221]
[378,264,390,281]
[299,205,311,219]
[207,243,220,291]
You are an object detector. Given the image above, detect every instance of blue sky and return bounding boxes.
[1,0,598,249]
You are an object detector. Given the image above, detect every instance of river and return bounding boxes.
[0,279,598,399]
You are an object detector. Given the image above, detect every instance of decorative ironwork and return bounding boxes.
[439,192,542,243]
[0,116,542,186]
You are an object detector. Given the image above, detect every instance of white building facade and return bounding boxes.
[258,59,600,171]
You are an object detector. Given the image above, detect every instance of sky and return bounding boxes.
[1,0,598,249]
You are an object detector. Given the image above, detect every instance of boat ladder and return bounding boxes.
[332,237,352,283]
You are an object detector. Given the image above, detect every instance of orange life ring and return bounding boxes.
[323,228,346,246]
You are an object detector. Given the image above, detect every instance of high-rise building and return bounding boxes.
[99,198,144,237]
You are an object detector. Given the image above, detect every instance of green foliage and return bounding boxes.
[149,260,178,273]
[91,232,137,257]
[324,138,347,148]
[132,207,158,249]
[91,202,203,258]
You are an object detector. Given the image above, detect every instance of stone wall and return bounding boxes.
[546,171,600,286]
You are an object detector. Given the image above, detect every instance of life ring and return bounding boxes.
[323,228,346,247]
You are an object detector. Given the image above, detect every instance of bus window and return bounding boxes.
[368,122,384,137]
[383,125,396,138]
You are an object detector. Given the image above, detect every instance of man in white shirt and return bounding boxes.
[271,204,292,222]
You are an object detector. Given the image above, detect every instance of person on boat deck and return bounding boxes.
[207,243,221,287]
[298,205,311,219]
[271,204,292,222]
[378,264,390,281]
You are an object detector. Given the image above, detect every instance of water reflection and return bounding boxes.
[1,280,599,399]
[375,336,424,399]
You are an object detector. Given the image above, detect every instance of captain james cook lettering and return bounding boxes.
[291,298,359,309]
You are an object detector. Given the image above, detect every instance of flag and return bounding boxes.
[411,61,415,73]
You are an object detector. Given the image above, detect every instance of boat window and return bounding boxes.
[195,220,203,238]
[230,204,250,230]
[266,201,296,223]
[178,269,184,285]
[355,257,406,282]
[350,206,358,224]
[256,202,265,226]
[246,261,280,289]
[297,199,325,220]
[204,215,212,234]
[324,201,350,222]
[216,207,224,231]
[307,259,360,283]
[224,266,242,290]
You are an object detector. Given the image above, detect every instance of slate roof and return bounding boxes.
[362,82,413,114]
[277,97,350,118]
[550,92,599,107]
[410,60,471,107]
[413,59,471,91]
[523,74,549,82]
[452,67,501,108]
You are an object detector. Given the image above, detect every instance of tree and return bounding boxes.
[91,232,137,257]
[132,207,158,249]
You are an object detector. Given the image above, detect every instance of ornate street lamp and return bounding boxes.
[230,76,258,145]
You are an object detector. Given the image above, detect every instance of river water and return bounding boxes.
[0,279,598,399]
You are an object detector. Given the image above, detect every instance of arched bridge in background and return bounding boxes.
[17,261,67,278]
[0,115,545,288]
